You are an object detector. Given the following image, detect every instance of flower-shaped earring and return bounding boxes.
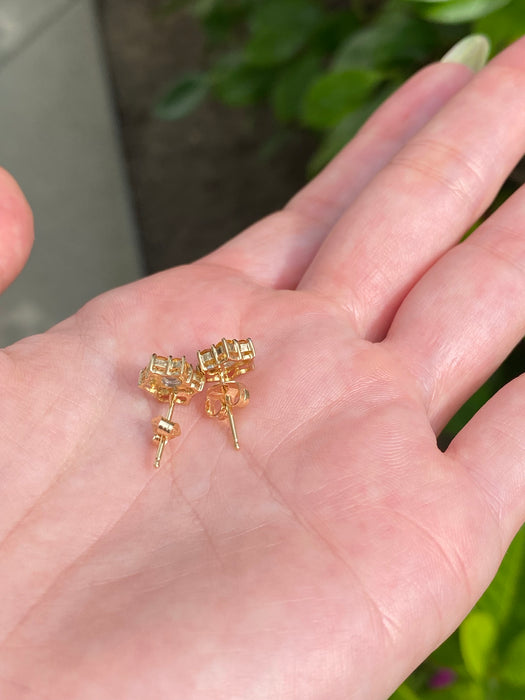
[139,354,205,468]
[197,338,255,450]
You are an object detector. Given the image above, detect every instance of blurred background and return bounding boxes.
[0,1,524,697]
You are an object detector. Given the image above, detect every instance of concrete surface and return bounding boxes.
[0,0,142,345]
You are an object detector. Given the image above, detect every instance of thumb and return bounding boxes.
[0,167,34,294]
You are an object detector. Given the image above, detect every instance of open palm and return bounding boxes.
[0,37,525,700]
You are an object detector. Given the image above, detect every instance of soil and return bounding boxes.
[97,0,315,273]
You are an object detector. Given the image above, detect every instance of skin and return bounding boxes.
[0,36,524,700]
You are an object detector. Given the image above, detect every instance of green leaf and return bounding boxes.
[301,69,384,130]
[155,72,209,120]
[271,53,322,123]
[308,87,394,174]
[414,0,512,24]
[475,0,525,50]
[459,611,498,680]
[427,629,463,669]
[245,0,323,66]
[419,682,485,699]
[210,52,272,107]
[492,683,525,699]
[333,9,439,70]
[475,527,525,630]
[310,10,360,54]
[501,631,525,686]
[199,0,252,42]
[389,683,421,699]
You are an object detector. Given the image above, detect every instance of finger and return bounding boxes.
[384,182,525,432]
[299,36,525,340]
[0,168,33,293]
[446,372,525,547]
[203,61,475,289]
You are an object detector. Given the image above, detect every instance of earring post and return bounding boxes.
[154,394,176,468]
[225,404,240,450]
[220,379,240,450]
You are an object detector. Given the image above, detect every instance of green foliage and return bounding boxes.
[245,0,323,66]
[475,0,525,49]
[157,4,525,696]
[390,528,525,698]
[390,684,421,699]
[301,68,384,129]
[155,72,209,119]
[475,520,525,630]
[459,612,498,680]
[501,631,525,686]
[271,52,322,123]
[158,0,522,173]
[332,5,445,71]
[412,0,512,24]
[210,51,273,106]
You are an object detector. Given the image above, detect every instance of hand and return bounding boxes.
[0,36,524,700]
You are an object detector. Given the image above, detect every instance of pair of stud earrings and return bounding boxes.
[138,338,255,468]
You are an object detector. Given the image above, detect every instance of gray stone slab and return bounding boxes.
[0,0,75,63]
[0,0,143,345]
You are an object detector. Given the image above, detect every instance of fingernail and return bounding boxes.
[440,34,490,72]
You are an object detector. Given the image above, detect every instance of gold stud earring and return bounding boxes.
[197,338,255,450]
[139,354,205,468]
